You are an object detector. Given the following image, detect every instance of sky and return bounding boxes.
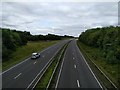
[1,1,118,36]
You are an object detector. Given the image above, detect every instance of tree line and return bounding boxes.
[79,26,120,64]
[1,28,74,62]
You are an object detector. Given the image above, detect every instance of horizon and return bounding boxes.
[1,2,118,37]
[1,25,119,37]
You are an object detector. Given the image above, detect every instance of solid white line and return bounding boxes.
[77,80,80,87]
[47,57,61,88]
[74,65,76,68]
[76,40,117,88]
[33,62,37,64]
[1,58,30,75]
[31,60,54,89]
[55,49,67,89]
[87,52,118,88]
[14,73,22,79]
[55,58,65,89]
[46,59,60,89]
[26,45,63,89]
[47,48,65,89]
[75,41,103,88]
[31,44,66,89]
[1,43,58,75]
[27,54,58,89]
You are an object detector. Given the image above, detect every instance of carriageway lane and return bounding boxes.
[57,40,102,88]
[2,40,70,88]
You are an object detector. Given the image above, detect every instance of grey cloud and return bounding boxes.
[1,2,118,36]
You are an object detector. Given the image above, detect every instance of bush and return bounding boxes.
[79,26,120,64]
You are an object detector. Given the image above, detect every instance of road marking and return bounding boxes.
[74,65,76,68]
[14,73,22,79]
[77,80,80,87]
[73,57,75,60]
[1,43,58,75]
[75,41,103,88]
[42,55,45,57]
[55,49,67,89]
[33,62,37,64]
[88,56,117,88]
[26,44,63,89]
[55,57,65,89]
[1,58,30,75]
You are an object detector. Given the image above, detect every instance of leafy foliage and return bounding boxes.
[2,28,28,61]
[79,26,120,64]
[1,28,74,62]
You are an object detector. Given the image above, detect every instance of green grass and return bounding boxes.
[36,42,68,89]
[36,57,58,88]
[77,41,119,88]
[48,42,69,89]
[3,41,59,71]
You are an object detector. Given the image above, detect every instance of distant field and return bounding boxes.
[77,41,119,88]
[3,40,59,71]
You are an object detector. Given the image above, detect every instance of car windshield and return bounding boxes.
[32,53,37,55]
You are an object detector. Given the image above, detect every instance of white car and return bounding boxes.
[31,53,40,59]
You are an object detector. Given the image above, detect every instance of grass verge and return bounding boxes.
[47,41,69,89]
[35,42,69,89]
[3,41,59,71]
[77,40,119,89]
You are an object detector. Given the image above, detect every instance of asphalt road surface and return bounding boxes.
[56,40,102,88]
[2,40,70,88]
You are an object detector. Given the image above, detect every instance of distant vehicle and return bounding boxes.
[31,53,40,59]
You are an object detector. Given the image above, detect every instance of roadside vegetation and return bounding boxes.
[78,26,120,88]
[3,41,59,71]
[1,28,73,71]
[35,42,69,88]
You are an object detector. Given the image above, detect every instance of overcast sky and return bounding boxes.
[1,2,118,36]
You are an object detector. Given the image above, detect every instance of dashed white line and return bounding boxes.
[74,65,76,68]
[26,46,62,89]
[75,42,103,88]
[77,80,80,87]
[1,58,30,75]
[1,43,57,75]
[33,62,37,64]
[14,73,22,79]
